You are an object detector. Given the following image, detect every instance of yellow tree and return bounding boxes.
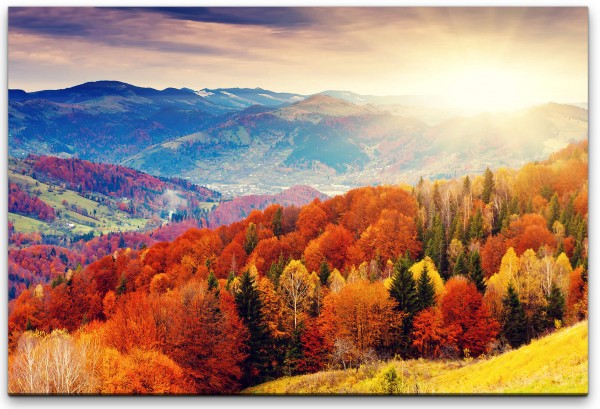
[409,257,445,299]
[518,249,546,310]
[279,260,312,329]
[555,253,573,297]
[328,268,346,293]
[257,276,287,339]
[333,280,397,352]
[484,247,520,319]
[447,238,464,272]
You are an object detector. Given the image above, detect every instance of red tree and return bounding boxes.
[440,277,499,357]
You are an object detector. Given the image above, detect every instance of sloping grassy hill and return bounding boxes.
[9,170,148,235]
[245,321,587,395]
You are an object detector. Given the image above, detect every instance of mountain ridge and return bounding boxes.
[9,80,588,197]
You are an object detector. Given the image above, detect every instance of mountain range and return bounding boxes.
[9,81,588,196]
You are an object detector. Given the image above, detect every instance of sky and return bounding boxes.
[8,6,588,111]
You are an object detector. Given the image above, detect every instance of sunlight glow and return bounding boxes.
[440,63,532,113]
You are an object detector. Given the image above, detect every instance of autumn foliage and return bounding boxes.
[8,142,588,394]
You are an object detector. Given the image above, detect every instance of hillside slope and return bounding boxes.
[245,321,588,395]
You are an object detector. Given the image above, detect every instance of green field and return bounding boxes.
[9,170,148,236]
[245,321,588,395]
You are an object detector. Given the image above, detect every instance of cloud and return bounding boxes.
[127,7,315,29]
[7,6,587,105]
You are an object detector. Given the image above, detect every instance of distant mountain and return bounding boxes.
[8,81,588,197]
[125,98,587,192]
[320,90,444,107]
[8,81,234,162]
[207,185,328,228]
[274,94,381,122]
[196,87,305,108]
[124,93,426,179]
[320,90,458,125]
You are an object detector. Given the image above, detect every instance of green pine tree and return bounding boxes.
[389,258,418,314]
[546,283,565,328]
[425,215,447,278]
[226,270,235,292]
[267,255,286,286]
[389,257,419,357]
[501,283,528,348]
[493,200,508,235]
[462,175,471,197]
[547,193,560,230]
[468,209,485,241]
[115,273,127,296]
[482,167,495,204]
[453,251,469,277]
[118,234,126,249]
[284,323,305,376]
[319,260,331,286]
[469,251,486,294]
[416,263,436,311]
[207,271,219,296]
[451,214,465,243]
[235,270,273,387]
[243,222,259,255]
[272,207,283,237]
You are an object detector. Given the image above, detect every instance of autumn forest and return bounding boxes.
[7,6,589,396]
[7,140,588,394]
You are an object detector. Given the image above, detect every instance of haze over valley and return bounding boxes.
[9,81,588,197]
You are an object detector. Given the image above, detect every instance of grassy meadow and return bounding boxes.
[245,321,588,395]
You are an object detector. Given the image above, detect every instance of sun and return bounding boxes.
[440,62,532,113]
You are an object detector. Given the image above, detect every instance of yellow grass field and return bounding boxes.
[245,321,588,395]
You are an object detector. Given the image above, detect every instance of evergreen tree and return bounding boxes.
[561,196,576,234]
[462,175,471,197]
[432,182,442,212]
[501,283,528,348]
[267,255,286,286]
[284,323,305,376]
[319,260,331,286]
[556,236,565,257]
[243,222,259,255]
[272,207,283,237]
[509,196,519,215]
[527,305,547,341]
[207,271,219,296]
[546,283,565,327]
[416,217,425,244]
[416,263,436,311]
[547,193,560,230]
[468,209,485,241]
[469,251,486,294]
[389,257,418,357]
[493,200,508,235]
[453,251,469,276]
[118,234,126,249]
[482,167,495,204]
[451,214,465,243]
[571,239,584,268]
[115,273,127,296]
[234,270,273,387]
[226,270,235,292]
[425,215,447,278]
[389,258,418,314]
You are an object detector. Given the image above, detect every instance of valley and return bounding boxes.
[9,82,588,197]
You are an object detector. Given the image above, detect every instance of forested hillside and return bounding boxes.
[8,141,588,394]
